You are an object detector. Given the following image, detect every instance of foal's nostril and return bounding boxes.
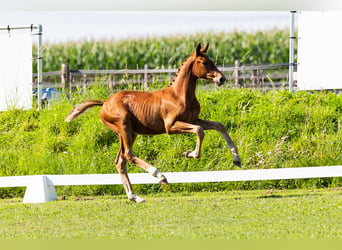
[220,75,226,84]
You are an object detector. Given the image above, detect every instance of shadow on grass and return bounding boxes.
[256,193,321,199]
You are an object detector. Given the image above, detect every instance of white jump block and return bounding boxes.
[23,175,57,203]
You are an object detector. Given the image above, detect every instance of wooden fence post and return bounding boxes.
[144,64,149,89]
[61,63,70,94]
[251,68,261,87]
[108,74,114,91]
[234,60,242,88]
[168,65,172,84]
[82,74,88,93]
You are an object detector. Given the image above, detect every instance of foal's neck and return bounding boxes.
[171,58,198,104]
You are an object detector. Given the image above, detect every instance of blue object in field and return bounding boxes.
[41,88,62,100]
[33,88,63,106]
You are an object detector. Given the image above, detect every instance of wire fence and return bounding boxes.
[33,61,294,91]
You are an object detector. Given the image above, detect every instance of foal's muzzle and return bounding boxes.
[214,74,226,86]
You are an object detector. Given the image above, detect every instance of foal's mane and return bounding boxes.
[168,54,195,87]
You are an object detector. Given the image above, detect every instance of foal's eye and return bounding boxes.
[202,61,207,66]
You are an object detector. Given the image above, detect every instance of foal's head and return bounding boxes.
[192,43,226,86]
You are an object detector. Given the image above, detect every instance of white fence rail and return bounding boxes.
[0,165,341,203]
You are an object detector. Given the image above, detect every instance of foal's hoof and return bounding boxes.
[129,195,145,203]
[233,155,242,168]
[159,176,169,185]
[182,150,191,158]
[135,197,146,203]
[182,150,200,159]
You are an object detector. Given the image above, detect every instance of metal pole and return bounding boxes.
[289,11,296,92]
[36,24,43,110]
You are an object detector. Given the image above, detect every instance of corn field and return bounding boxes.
[34,29,294,72]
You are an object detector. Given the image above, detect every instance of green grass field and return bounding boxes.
[1,188,341,239]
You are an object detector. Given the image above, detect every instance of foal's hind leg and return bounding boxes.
[123,148,169,185]
[120,131,168,185]
[114,134,145,203]
[196,119,241,167]
[103,119,168,203]
[102,120,145,202]
[115,151,145,203]
[115,135,145,203]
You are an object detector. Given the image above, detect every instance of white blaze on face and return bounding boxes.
[213,75,221,85]
[213,73,225,86]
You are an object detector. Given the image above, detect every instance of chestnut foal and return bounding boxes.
[65,43,241,203]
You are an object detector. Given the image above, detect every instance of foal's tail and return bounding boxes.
[65,100,104,122]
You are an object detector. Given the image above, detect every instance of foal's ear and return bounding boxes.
[201,43,209,53]
[195,43,202,57]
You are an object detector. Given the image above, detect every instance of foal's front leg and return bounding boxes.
[166,121,205,159]
[196,119,241,167]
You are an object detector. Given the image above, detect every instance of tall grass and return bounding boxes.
[0,85,341,198]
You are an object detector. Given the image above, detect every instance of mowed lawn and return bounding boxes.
[0,188,341,239]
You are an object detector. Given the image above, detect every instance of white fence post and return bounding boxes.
[23,175,57,203]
